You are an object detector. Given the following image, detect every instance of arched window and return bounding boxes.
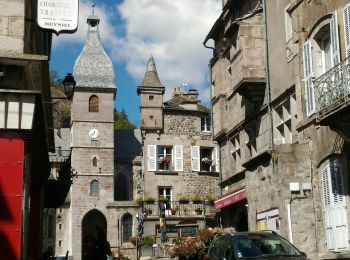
[92,157,98,167]
[90,180,99,196]
[122,214,133,243]
[89,95,99,112]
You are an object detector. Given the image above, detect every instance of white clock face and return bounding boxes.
[89,128,99,139]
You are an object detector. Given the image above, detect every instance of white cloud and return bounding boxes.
[52,0,221,101]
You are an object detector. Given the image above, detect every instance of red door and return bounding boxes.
[0,132,24,260]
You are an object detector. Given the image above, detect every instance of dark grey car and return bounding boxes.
[206,232,308,260]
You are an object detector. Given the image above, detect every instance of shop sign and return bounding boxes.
[37,0,79,35]
[214,189,246,209]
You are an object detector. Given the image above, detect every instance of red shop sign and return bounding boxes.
[214,189,246,209]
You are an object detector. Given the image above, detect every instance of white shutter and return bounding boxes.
[174,145,183,172]
[322,159,349,251]
[191,146,200,172]
[330,11,340,66]
[147,145,157,171]
[330,161,349,250]
[322,165,334,250]
[343,4,350,58]
[303,40,316,116]
[214,147,220,172]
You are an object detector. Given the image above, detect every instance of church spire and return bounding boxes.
[73,7,116,89]
[140,55,163,87]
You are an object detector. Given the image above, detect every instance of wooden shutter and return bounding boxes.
[330,11,340,66]
[303,40,316,116]
[147,145,156,171]
[191,146,200,172]
[343,4,350,58]
[174,145,183,172]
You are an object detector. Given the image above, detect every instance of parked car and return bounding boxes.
[205,232,308,260]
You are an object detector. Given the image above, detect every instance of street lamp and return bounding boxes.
[62,73,76,100]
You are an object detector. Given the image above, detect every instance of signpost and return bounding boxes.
[37,0,79,35]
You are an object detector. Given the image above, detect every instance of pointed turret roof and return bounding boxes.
[73,8,116,89]
[140,55,163,87]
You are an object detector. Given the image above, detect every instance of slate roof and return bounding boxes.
[73,13,116,89]
[163,95,210,114]
[49,128,71,162]
[139,55,163,87]
[114,129,142,162]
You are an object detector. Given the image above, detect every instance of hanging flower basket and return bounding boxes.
[201,157,212,164]
[158,156,171,164]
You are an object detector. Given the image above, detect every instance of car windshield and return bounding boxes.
[231,234,301,259]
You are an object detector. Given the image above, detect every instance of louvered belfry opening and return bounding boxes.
[89,95,99,112]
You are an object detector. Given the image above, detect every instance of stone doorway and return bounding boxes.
[82,209,107,260]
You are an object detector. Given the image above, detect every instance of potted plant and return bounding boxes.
[179,196,190,204]
[134,197,143,206]
[191,194,202,204]
[144,196,155,204]
[140,236,155,257]
[206,195,216,205]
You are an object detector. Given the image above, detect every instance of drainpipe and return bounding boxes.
[262,0,274,151]
[287,202,293,243]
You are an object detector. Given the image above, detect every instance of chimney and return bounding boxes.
[172,87,183,97]
[184,89,198,101]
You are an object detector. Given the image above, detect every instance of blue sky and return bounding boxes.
[50,0,221,126]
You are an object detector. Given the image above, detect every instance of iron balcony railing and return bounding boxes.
[314,57,350,119]
[143,201,216,217]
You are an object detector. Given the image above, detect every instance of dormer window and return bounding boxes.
[201,117,211,132]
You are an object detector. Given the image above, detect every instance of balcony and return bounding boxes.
[143,201,216,218]
[314,57,350,140]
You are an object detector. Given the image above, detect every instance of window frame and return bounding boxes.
[201,116,211,132]
[90,180,99,196]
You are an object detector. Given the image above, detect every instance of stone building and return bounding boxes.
[137,56,220,243]
[205,0,350,259]
[53,13,141,260]
[0,0,67,259]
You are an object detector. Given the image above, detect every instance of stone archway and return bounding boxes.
[82,209,107,260]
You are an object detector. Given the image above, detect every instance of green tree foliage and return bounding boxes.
[114,109,137,129]
[50,70,71,128]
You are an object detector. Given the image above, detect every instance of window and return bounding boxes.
[58,240,62,247]
[90,180,99,196]
[231,135,242,174]
[284,8,293,42]
[147,145,183,172]
[92,157,98,167]
[303,11,340,117]
[157,146,172,170]
[89,95,99,112]
[59,223,62,230]
[122,214,133,243]
[191,146,219,172]
[159,187,172,202]
[321,157,349,251]
[149,95,154,100]
[273,94,297,145]
[159,187,172,215]
[201,117,211,132]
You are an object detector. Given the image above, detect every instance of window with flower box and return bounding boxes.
[147,145,183,172]
[191,146,219,172]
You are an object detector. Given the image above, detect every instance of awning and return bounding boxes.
[214,189,246,209]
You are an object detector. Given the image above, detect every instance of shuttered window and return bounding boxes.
[147,145,183,172]
[191,146,219,172]
[343,4,350,58]
[89,95,99,112]
[321,158,349,251]
[302,40,316,117]
[330,11,340,66]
